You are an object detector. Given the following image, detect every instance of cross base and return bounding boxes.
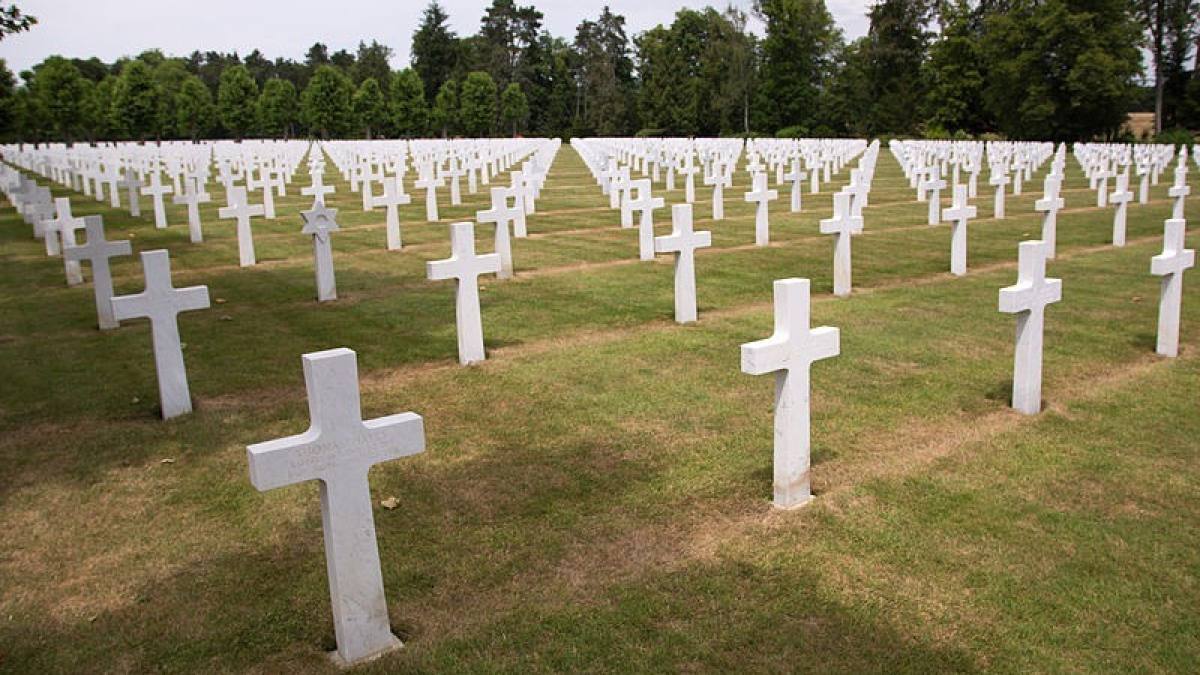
[774,493,814,511]
[327,634,403,669]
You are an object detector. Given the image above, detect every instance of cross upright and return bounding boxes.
[477,186,521,279]
[654,203,712,323]
[50,198,87,285]
[415,173,444,222]
[628,179,665,261]
[819,190,864,296]
[1109,170,1133,247]
[921,164,947,225]
[1150,218,1194,357]
[744,172,779,246]
[141,171,173,229]
[508,171,529,237]
[679,158,698,204]
[371,175,412,251]
[741,278,840,509]
[1034,175,1064,258]
[111,249,210,419]
[118,171,143,217]
[218,186,266,267]
[1095,166,1111,208]
[360,162,380,212]
[784,157,807,213]
[1137,163,1151,204]
[427,222,501,365]
[446,161,465,206]
[943,184,977,276]
[247,347,425,667]
[1168,174,1191,221]
[301,199,341,302]
[302,173,336,203]
[999,240,1062,415]
[63,215,132,330]
[703,161,725,220]
[173,179,211,244]
[990,169,1009,219]
[256,165,278,219]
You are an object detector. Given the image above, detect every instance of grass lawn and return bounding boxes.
[0,144,1196,673]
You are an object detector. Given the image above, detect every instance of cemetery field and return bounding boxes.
[1,147,1198,672]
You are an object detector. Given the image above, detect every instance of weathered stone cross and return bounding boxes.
[1150,218,1194,357]
[111,250,210,419]
[819,190,864,297]
[744,172,778,247]
[247,347,425,667]
[427,222,501,365]
[63,215,132,330]
[999,240,1061,415]
[942,184,977,276]
[654,203,711,323]
[218,186,265,267]
[741,278,840,509]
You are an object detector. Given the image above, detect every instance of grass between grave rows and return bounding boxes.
[0,147,1196,672]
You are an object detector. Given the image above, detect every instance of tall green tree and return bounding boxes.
[353,76,389,138]
[412,1,460,101]
[921,1,987,134]
[1135,0,1199,132]
[111,59,160,141]
[753,0,842,132]
[175,74,214,140]
[500,81,528,135]
[33,56,87,143]
[257,78,297,139]
[302,64,354,138]
[431,78,459,136]
[861,0,932,134]
[981,0,1142,140]
[352,40,394,85]
[153,59,190,139]
[80,75,116,141]
[218,64,259,140]
[575,7,636,135]
[0,5,36,40]
[459,71,497,136]
[477,0,543,92]
[390,68,429,137]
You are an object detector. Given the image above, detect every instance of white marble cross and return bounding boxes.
[50,198,87,285]
[301,199,341,302]
[819,191,863,297]
[999,241,1061,415]
[943,184,977,276]
[784,158,806,213]
[218,186,265,267]
[476,187,520,279]
[111,250,210,419]
[118,171,143,217]
[921,165,947,225]
[1095,168,1110,208]
[704,163,725,220]
[1150,218,1194,357]
[745,172,779,246]
[990,171,1008,219]
[427,222,501,365]
[141,171,173,229]
[654,203,711,323]
[507,171,529,238]
[680,160,698,204]
[372,175,412,251]
[63,215,132,330]
[246,347,425,667]
[629,179,665,261]
[1034,176,1064,259]
[173,179,211,244]
[741,278,840,509]
[301,173,336,203]
[1109,171,1133,247]
[415,174,443,222]
[1168,175,1191,221]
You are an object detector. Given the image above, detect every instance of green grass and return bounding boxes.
[0,146,1196,673]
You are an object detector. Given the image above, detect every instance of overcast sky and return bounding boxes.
[0,0,872,77]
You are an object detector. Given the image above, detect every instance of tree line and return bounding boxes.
[0,0,1197,145]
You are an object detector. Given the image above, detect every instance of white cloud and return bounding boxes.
[0,0,872,76]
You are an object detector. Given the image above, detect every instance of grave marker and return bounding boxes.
[999,241,1061,415]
